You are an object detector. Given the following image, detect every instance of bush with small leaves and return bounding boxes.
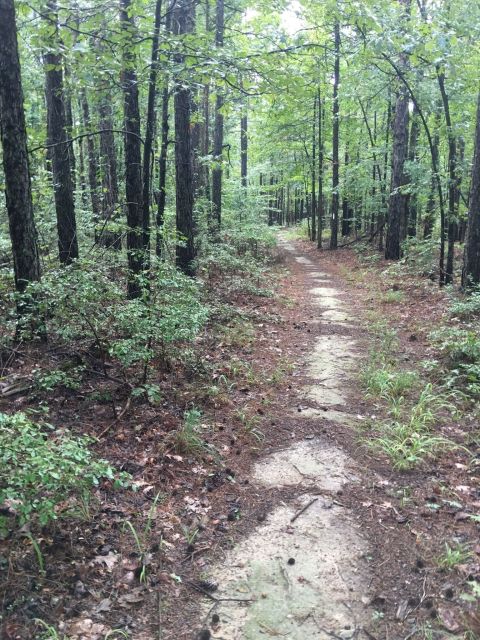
[0,412,127,530]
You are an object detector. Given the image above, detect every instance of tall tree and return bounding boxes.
[142,0,163,256]
[173,0,196,275]
[462,92,480,288]
[330,20,340,250]
[120,0,144,297]
[385,0,411,260]
[241,107,248,189]
[0,0,41,298]
[44,0,79,264]
[211,0,225,228]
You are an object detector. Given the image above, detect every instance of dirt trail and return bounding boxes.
[201,237,372,639]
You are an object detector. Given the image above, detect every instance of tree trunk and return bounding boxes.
[173,0,196,275]
[80,92,101,231]
[437,68,457,284]
[0,0,41,297]
[211,0,224,228]
[99,98,120,249]
[317,89,324,249]
[120,0,144,298]
[385,0,410,260]
[141,0,162,259]
[311,95,317,241]
[330,20,340,250]
[241,110,248,189]
[342,149,351,236]
[407,104,420,237]
[462,92,480,288]
[44,0,79,264]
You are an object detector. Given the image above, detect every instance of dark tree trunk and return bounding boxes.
[44,0,79,264]
[211,0,224,228]
[385,0,410,260]
[0,0,41,296]
[241,110,248,189]
[120,0,144,298]
[330,21,340,250]
[173,0,195,275]
[156,84,170,257]
[462,92,480,288]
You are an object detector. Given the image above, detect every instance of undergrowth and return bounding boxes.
[360,317,460,470]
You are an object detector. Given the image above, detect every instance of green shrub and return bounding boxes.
[0,412,126,529]
[18,257,208,373]
[449,289,480,319]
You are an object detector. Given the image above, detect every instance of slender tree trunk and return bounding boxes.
[0,0,41,299]
[173,0,195,275]
[44,0,79,264]
[241,109,248,189]
[462,92,480,288]
[311,95,317,241]
[98,99,120,249]
[330,20,340,250]
[437,68,457,284]
[424,111,441,239]
[379,96,392,251]
[141,0,162,258]
[80,92,101,230]
[407,104,420,237]
[211,0,224,228]
[342,149,351,236]
[317,90,324,249]
[120,0,144,298]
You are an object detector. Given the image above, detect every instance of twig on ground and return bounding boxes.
[290,497,318,523]
[186,580,255,603]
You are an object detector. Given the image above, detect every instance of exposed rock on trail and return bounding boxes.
[200,237,371,639]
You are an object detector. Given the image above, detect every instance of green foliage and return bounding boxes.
[19,257,208,374]
[0,412,126,529]
[430,327,480,396]
[361,365,419,401]
[368,384,460,469]
[449,288,480,319]
[170,408,212,457]
[437,542,473,569]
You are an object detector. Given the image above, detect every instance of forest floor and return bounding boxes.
[1,233,479,640]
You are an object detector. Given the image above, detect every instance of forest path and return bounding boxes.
[201,236,372,640]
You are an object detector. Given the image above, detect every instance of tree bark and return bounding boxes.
[385,0,410,260]
[173,0,196,275]
[311,95,317,241]
[211,0,224,228]
[437,67,457,284]
[241,110,248,189]
[462,92,480,288]
[0,0,41,296]
[120,0,144,298]
[317,89,324,249]
[44,0,79,264]
[406,104,420,237]
[330,20,340,250]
